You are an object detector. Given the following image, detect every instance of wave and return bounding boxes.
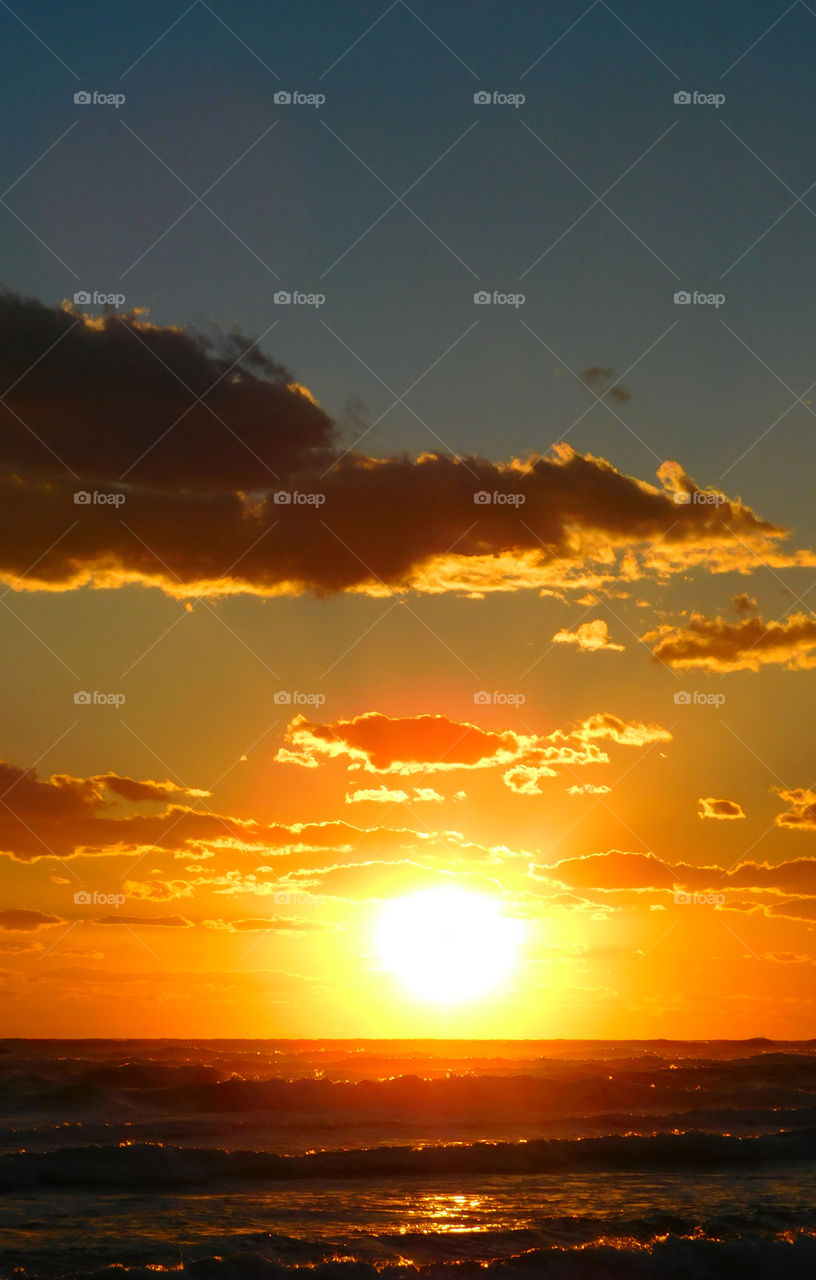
[13,1234,816,1280]
[6,1058,816,1123]
[4,1128,816,1191]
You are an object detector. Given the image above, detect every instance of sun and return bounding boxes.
[375,886,523,1004]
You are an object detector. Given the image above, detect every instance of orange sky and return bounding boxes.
[3,311,816,1040]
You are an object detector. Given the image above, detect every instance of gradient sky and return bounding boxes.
[3,0,816,1038]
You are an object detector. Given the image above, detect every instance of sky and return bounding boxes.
[3,0,816,1038]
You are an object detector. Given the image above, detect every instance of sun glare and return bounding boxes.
[375,887,523,1004]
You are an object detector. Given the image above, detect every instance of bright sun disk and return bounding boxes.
[376,886,523,1004]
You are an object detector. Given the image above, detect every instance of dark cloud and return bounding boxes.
[577,366,631,402]
[0,292,804,599]
[0,908,63,931]
[0,290,334,488]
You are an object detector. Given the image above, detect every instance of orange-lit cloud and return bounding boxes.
[552,619,625,652]
[275,710,668,797]
[775,788,816,830]
[535,849,816,901]
[698,797,745,820]
[93,914,193,928]
[565,712,672,747]
[275,712,529,774]
[647,612,816,672]
[345,785,447,804]
[731,593,758,617]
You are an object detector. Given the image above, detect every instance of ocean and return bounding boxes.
[1,1039,815,1278]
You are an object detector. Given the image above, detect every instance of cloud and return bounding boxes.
[502,764,558,795]
[93,914,193,927]
[0,290,335,489]
[100,775,210,802]
[731,593,758,617]
[288,858,501,902]
[124,879,196,901]
[276,712,529,774]
[577,366,631,402]
[0,908,63,931]
[202,917,326,932]
[534,849,816,902]
[767,898,816,922]
[567,783,611,796]
[775,788,816,831]
[647,612,816,672]
[539,850,678,891]
[275,710,667,797]
[698,797,745,820]
[552,619,625,652]
[0,757,458,864]
[345,785,445,804]
[0,291,809,601]
[566,712,672,747]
